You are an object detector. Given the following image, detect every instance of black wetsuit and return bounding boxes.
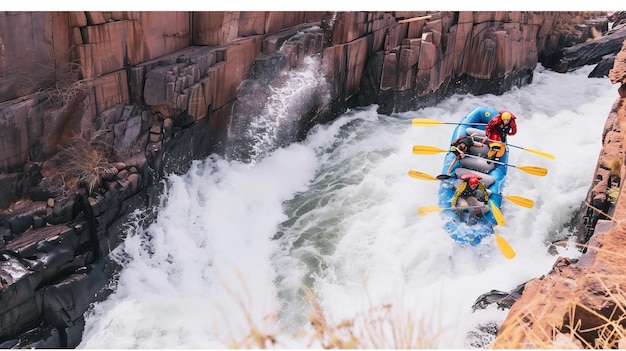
[450,136,474,156]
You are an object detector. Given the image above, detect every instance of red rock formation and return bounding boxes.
[492,41,626,348]
[610,40,626,97]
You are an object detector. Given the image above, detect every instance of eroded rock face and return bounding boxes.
[569,103,623,244]
[610,39,626,94]
[493,221,626,348]
[492,43,626,348]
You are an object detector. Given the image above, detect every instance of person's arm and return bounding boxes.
[479,183,489,204]
[449,140,464,161]
[485,118,497,140]
[470,133,484,147]
[447,154,460,175]
[508,119,517,136]
[451,182,466,209]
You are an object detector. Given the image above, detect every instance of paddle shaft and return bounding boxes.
[464,154,548,176]
[408,170,534,208]
[410,145,548,176]
[418,205,484,216]
[411,145,529,167]
[483,138,556,160]
[465,153,507,166]
[444,205,484,211]
[412,118,487,127]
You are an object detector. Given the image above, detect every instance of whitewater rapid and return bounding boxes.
[79,64,617,348]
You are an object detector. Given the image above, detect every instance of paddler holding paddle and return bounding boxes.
[450,174,490,218]
[445,133,486,176]
[485,111,517,161]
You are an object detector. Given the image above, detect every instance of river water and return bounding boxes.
[79,63,617,348]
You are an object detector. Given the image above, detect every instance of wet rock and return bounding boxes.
[548,24,626,73]
[472,282,526,311]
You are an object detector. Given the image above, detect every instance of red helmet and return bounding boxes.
[468,177,479,186]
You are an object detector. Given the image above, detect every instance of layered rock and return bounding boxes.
[491,39,626,349]
[548,24,626,74]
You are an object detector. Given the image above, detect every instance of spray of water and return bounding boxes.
[247,56,330,161]
[79,64,617,348]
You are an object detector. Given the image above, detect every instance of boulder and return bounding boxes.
[548,23,626,73]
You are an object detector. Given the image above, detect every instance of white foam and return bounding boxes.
[79,64,616,348]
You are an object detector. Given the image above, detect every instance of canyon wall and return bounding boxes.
[0,11,610,347]
[492,39,626,349]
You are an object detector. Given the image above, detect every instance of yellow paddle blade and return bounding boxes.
[494,232,516,259]
[516,165,548,177]
[522,147,556,160]
[408,170,438,181]
[412,145,448,155]
[412,118,445,126]
[502,195,534,208]
[489,200,505,226]
[418,206,444,216]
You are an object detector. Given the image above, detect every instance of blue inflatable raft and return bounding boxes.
[438,106,508,246]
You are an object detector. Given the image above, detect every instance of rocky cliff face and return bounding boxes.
[0,11,612,348]
[492,39,626,349]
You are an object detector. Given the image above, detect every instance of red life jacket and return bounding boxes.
[486,112,517,142]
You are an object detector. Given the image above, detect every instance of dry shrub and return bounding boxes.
[56,129,117,196]
[216,270,446,349]
[589,26,602,40]
[216,268,279,349]
[605,157,622,203]
[494,287,610,348]
[608,156,622,177]
[15,48,86,105]
[607,186,620,204]
[495,228,626,349]
[302,287,445,349]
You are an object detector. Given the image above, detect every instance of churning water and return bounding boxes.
[79,61,617,348]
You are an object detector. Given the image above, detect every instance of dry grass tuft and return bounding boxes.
[302,286,446,349]
[608,156,622,177]
[496,275,626,349]
[494,202,626,348]
[608,186,620,204]
[215,270,447,349]
[61,133,118,194]
[15,48,86,105]
[55,129,117,196]
[589,26,602,40]
[216,268,279,349]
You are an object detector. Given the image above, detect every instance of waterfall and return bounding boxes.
[226,54,330,163]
